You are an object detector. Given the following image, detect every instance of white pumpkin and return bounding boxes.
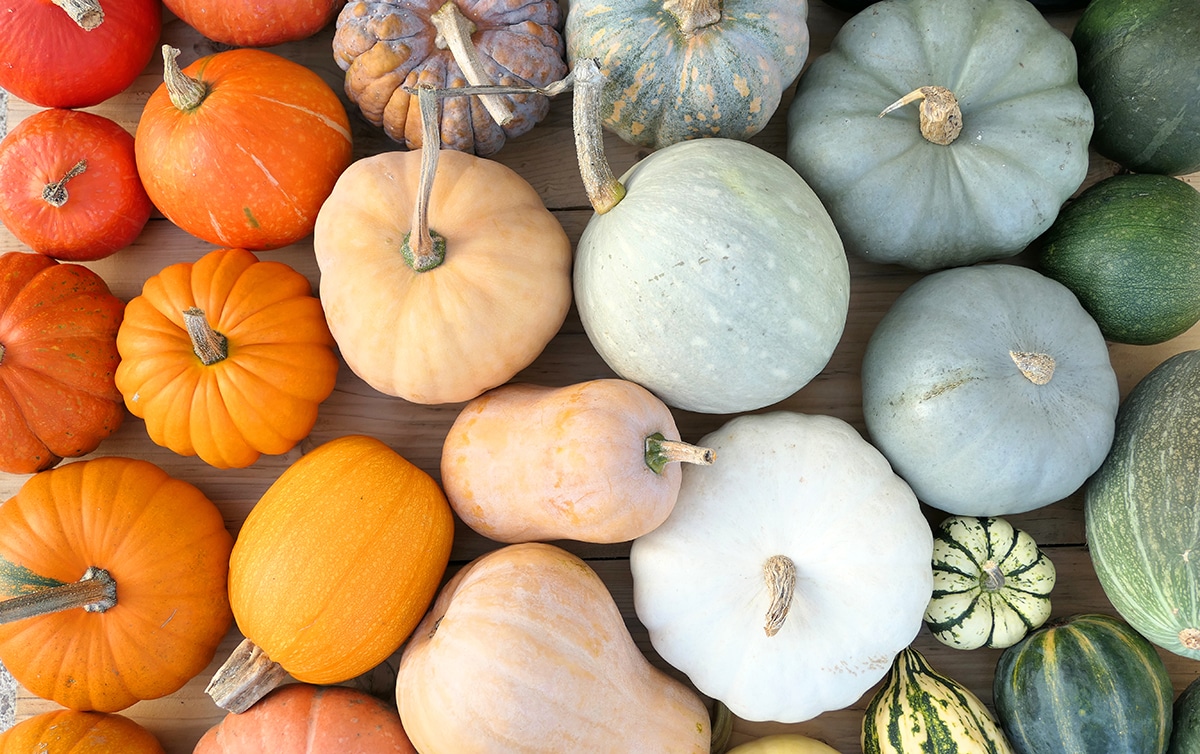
[630,411,934,723]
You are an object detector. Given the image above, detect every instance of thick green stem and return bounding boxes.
[644,433,715,475]
[430,2,513,126]
[880,86,963,146]
[0,567,116,624]
[42,159,88,208]
[400,86,448,272]
[51,0,103,30]
[664,0,721,35]
[571,58,626,214]
[162,45,210,112]
[183,307,229,365]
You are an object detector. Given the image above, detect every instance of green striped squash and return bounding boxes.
[862,646,1013,754]
[993,614,1173,754]
[1085,349,1200,658]
[924,516,1056,650]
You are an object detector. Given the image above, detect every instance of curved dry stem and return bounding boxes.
[880,86,963,145]
[763,554,797,637]
[430,1,514,126]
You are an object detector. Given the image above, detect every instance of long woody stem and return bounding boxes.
[572,58,626,214]
[0,567,116,624]
[430,2,514,126]
[400,86,448,272]
[162,45,210,112]
[51,0,103,30]
[42,159,88,208]
[644,433,715,474]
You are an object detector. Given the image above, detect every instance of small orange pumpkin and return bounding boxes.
[0,457,234,712]
[207,435,455,713]
[115,247,339,469]
[0,709,164,754]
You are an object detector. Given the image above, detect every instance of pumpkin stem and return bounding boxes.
[880,86,963,146]
[183,307,229,365]
[161,45,211,113]
[430,1,515,127]
[401,86,449,272]
[41,159,88,209]
[206,637,292,713]
[1180,628,1200,651]
[50,0,103,30]
[664,0,721,35]
[644,432,715,475]
[763,554,796,637]
[981,559,1005,592]
[571,58,626,214]
[1010,350,1055,385]
[0,567,116,625]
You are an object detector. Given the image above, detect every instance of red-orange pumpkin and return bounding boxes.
[0,709,164,753]
[135,46,353,251]
[0,456,234,712]
[0,251,124,474]
[115,248,339,469]
[163,0,347,46]
[194,683,416,753]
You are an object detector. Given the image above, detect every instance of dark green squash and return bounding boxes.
[1169,675,1200,753]
[1036,173,1200,345]
[1072,0,1200,175]
[994,614,1173,754]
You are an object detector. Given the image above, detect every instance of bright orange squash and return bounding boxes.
[0,709,164,753]
[207,435,455,713]
[114,247,338,469]
[0,457,233,712]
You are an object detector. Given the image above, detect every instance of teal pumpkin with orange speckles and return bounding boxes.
[564,0,809,149]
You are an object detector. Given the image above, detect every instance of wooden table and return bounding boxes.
[3,4,1200,752]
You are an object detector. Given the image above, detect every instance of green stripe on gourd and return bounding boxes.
[924,516,1056,650]
[862,646,1013,754]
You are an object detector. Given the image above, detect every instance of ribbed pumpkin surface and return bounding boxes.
[993,613,1173,754]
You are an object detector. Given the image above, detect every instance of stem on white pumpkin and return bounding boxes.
[663,0,721,35]
[183,307,229,365]
[880,86,963,146]
[430,1,514,127]
[161,45,210,113]
[644,433,715,475]
[206,636,292,713]
[981,559,1005,592]
[51,0,103,30]
[0,567,116,624]
[1010,350,1055,385]
[763,554,796,637]
[572,58,626,215]
[42,159,88,208]
[401,86,448,272]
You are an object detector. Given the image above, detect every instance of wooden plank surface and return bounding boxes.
[3,4,1200,753]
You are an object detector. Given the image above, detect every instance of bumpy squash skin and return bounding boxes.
[565,0,809,149]
[1036,173,1200,346]
[0,709,164,753]
[1085,350,1200,660]
[1072,0,1200,176]
[993,614,1173,754]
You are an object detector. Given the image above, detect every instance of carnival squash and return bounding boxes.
[0,457,233,712]
[313,89,571,404]
[564,0,809,149]
[925,516,1056,650]
[630,411,933,723]
[441,379,714,543]
[396,542,710,753]
[333,0,566,155]
[571,60,849,414]
[164,0,347,46]
[994,613,1173,754]
[195,683,416,754]
[862,264,1119,516]
[0,108,151,261]
[0,252,124,474]
[115,248,338,469]
[0,0,161,109]
[207,435,454,713]
[135,46,353,251]
[0,709,164,753]
[786,0,1093,270]
[1085,349,1200,660]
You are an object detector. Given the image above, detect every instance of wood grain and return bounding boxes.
[2,4,1200,753]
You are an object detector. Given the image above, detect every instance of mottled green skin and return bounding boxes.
[994,614,1173,754]
[1086,350,1200,659]
[1037,174,1200,345]
[1169,676,1200,753]
[565,0,809,149]
[1073,0,1200,175]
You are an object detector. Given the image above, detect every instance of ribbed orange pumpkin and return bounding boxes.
[0,457,234,712]
[206,435,455,713]
[114,247,338,469]
[194,683,416,753]
[0,709,164,753]
[0,251,124,474]
[135,46,353,250]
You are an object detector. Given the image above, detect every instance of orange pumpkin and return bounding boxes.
[195,683,416,753]
[0,709,164,753]
[115,247,339,469]
[0,457,234,712]
[135,46,353,250]
[0,251,124,474]
[207,435,455,713]
[163,0,347,47]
